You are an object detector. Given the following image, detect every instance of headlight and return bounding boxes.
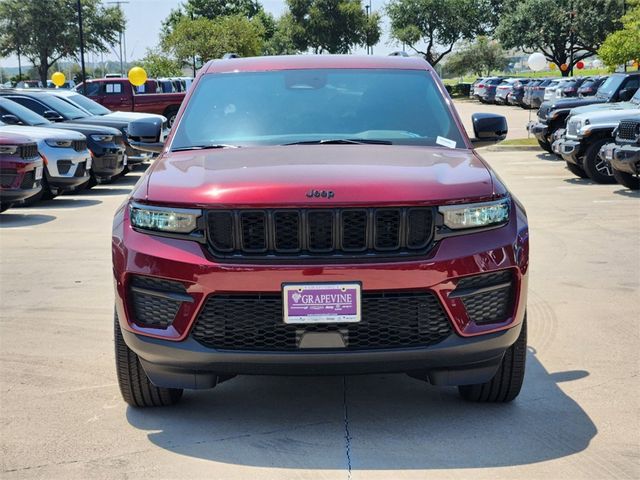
[439,198,510,230]
[129,202,201,234]
[0,145,18,155]
[90,134,114,143]
[45,139,72,148]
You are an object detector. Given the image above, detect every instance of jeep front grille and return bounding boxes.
[72,140,87,152]
[206,207,435,259]
[617,120,640,143]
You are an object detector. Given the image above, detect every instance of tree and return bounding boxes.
[162,0,265,36]
[262,16,300,55]
[386,0,485,66]
[0,0,124,84]
[598,0,640,70]
[141,49,185,78]
[286,0,381,54]
[497,0,624,76]
[444,37,509,77]
[163,16,265,65]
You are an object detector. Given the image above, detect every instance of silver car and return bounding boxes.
[0,122,91,202]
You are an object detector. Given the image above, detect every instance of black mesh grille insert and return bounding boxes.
[307,210,334,252]
[57,160,72,175]
[19,171,36,189]
[129,275,188,329]
[617,120,640,142]
[74,162,86,177]
[374,209,401,250]
[454,270,515,325]
[72,139,87,152]
[18,143,38,159]
[0,168,17,188]
[191,291,452,351]
[240,211,267,252]
[206,207,435,259]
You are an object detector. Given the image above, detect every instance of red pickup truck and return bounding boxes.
[75,78,185,126]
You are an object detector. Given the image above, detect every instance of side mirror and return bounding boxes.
[470,113,508,147]
[0,114,21,125]
[43,110,64,122]
[126,117,164,154]
[617,88,635,102]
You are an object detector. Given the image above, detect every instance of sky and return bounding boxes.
[0,0,398,69]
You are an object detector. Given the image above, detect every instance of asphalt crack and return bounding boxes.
[342,375,353,479]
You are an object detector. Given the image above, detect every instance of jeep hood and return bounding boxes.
[545,96,608,111]
[144,145,495,206]
[570,101,640,117]
[571,107,640,126]
[0,125,84,141]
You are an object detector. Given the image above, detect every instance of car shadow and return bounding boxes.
[563,177,593,186]
[12,198,102,209]
[80,187,134,196]
[0,213,56,227]
[126,350,596,471]
[612,188,640,198]
[535,153,562,162]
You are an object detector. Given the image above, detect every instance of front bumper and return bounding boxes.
[611,145,640,175]
[47,163,91,192]
[113,202,529,386]
[92,148,126,180]
[558,138,583,165]
[527,121,548,142]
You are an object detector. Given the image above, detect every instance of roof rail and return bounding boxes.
[222,53,240,59]
[389,51,409,57]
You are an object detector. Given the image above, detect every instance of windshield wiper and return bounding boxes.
[283,138,392,146]
[172,144,239,151]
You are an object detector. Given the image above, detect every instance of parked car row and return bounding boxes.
[526,72,640,190]
[470,75,608,109]
[0,90,170,212]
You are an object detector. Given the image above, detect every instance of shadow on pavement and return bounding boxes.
[535,153,562,162]
[80,187,134,196]
[0,213,56,227]
[126,350,596,470]
[612,188,640,198]
[14,198,102,209]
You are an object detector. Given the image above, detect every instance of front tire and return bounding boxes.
[566,161,589,179]
[613,168,640,190]
[114,311,183,407]
[458,317,527,403]
[583,139,615,184]
[537,138,552,153]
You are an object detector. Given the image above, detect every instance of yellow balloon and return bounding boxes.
[128,67,148,87]
[51,71,66,87]
[549,63,556,70]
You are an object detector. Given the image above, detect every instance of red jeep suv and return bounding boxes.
[113,56,529,407]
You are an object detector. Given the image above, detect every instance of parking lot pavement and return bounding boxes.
[1,153,639,480]
[454,99,533,140]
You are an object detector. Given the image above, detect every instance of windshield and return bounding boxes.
[171,69,466,150]
[39,94,89,120]
[66,94,111,115]
[0,98,49,126]
[597,75,624,98]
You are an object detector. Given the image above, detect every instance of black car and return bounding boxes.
[560,77,589,98]
[0,97,125,184]
[508,79,531,106]
[528,72,640,152]
[578,76,608,97]
[0,89,163,167]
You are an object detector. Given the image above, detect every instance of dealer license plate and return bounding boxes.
[283,283,361,324]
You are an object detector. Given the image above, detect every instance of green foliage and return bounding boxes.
[496,0,623,76]
[262,16,300,55]
[0,0,124,84]
[141,49,184,78]
[286,0,381,54]
[163,15,265,65]
[598,0,640,70]
[386,0,485,65]
[444,37,509,77]
[162,0,264,36]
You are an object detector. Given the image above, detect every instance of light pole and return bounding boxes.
[107,1,129,76]
[77,0,87,94]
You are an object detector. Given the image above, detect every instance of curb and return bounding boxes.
[483,145,542,152]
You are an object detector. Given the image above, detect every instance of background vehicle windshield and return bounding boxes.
[66,94,111,116]
[40,94,90,120]
[171,69,466,149]
[597,75,624,98]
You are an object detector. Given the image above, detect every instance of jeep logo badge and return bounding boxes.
[306,189,335,199]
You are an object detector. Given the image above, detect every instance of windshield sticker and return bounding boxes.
[436,136,457,149]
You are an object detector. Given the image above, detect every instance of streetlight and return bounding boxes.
[77,0,87,94]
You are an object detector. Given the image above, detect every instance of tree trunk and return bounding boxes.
[38,53,49,85]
